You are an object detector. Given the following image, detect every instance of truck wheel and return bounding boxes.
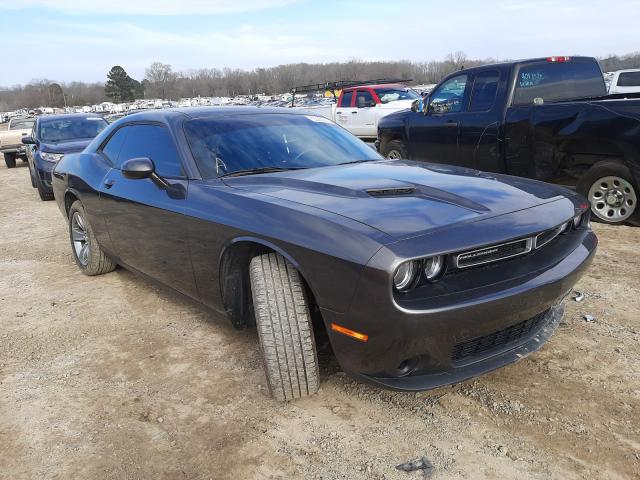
[4,153,16,168]
[249,252,320,402]
[382,140,408,160]
[577,160,638,225]
[68,201,117,276]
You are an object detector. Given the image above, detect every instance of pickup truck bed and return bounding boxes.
[377,56,640,225]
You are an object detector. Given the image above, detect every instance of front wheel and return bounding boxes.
[3,152,16,168]
[68,201,117,276]
[577,161,638,225]
[381,139,408,160]
[249,252,320,402]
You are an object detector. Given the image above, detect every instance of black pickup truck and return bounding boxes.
[376,56,640,225]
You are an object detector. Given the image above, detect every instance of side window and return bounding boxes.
[100,127,128,165]
[469,71,500,112]
[429,74,468,114]
[355,90,374,108]
[118,124,184,178]
[339,91,353,108]
[617,71,640,87]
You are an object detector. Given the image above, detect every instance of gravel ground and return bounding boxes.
[0,154,638,480]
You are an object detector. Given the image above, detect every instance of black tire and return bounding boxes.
[28,163,36,188]
[577,160,639,225]
[4,152,16,168]
[381,139,408,160]
[68,201,117,276]
[35,173,54,201]
[249,252,320,402]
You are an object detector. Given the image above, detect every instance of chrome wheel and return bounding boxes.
[71,211,90,266]
[588,175,637,222]
[386,149,403,160]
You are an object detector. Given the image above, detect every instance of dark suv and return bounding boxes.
[23,114,108,200]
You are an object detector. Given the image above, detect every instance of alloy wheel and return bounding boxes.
[71,212,90,266]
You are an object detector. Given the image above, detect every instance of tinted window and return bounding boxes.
[38,117,107,142]
[470,71,500,111]
[374,88,420,103]
[183,114,381,179]
[513,59,606,105]
[356,90,374,108]
[118,124,184,177]
[617,72,640,87]
[429,74,468,113]
[10,118,35,130]
[100,127,128,164]
[340,91,353,107]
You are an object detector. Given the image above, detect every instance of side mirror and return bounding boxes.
[21,136,36,145]
[122,157,154,180]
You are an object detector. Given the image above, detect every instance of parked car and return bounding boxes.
[607,68,640,95]
[51,108,596,401]
[377,56,640,225]
[0,117,35,168]
[296,83,421,138]
[22,114,108,200]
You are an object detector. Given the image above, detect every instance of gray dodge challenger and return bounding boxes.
[50,108,597,401]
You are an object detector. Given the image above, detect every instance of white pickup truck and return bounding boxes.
[0,117,35,168]
[607,69,640,95]
[295,83,421,139]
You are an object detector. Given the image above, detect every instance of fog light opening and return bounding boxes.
[394,356,420,377]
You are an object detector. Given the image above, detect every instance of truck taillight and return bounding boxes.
[547,56,571,63]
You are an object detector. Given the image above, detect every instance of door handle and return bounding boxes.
[446,120,458,127]
[104,179,115,189]
[351,111,358,114]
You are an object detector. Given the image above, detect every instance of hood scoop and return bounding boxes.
[366,187,416,197]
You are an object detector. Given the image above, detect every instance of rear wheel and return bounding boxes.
[381,139,408,160]
[577,160,638,225]
[3,152,16,168]
[68,201,117,276]
[249,252,320,402]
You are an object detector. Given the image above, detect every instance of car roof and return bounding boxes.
[117,106,309,123]
[37,113,104,122]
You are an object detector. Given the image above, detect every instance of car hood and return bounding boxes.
[40,139,93,154]
[224,160,573,240]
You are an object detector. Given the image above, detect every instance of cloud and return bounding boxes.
[0,0,299,15]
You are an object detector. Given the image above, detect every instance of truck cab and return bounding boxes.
[334,84,420,138]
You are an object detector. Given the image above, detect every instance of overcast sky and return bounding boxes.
[1,0,639,85]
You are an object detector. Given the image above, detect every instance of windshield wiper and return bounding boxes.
[220,166,307,178]
[337,159,375,166]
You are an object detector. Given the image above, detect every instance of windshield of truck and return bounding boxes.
[512,59,606,105]
[617,71,640,87]
[10,118,35,130]
[184,113,382,178]
[39,117,108,143]
[375,88,420,103]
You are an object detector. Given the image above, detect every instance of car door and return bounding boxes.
[456,70,503,172]
[334,90,355,131]
[350,89,377,137]
[98,123,198,298]
[407,73,470,164]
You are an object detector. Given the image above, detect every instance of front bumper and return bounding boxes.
[35,159,55,189]
[322,228,596,391]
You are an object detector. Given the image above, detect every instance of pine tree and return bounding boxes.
[104,66,136,103]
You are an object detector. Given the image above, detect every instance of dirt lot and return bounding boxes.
[0,154,638,480]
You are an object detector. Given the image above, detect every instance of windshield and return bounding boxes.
[183,113,382,178]
[39,117,108,143]
[513,59,606,105]
[375,88,420,104]
[10,118,35,130]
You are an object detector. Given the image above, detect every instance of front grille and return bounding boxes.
[454,237,533,269]
[451,310,549,363]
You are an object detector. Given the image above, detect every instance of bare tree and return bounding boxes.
[144,62,176,100]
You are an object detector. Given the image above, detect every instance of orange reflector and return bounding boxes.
[330,323,368,342]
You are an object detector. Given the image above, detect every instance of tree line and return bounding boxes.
[2,51,640,110]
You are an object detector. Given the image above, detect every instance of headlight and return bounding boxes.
[41,152,64,163]
[393,260,419,291]
[423,255,445,281]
